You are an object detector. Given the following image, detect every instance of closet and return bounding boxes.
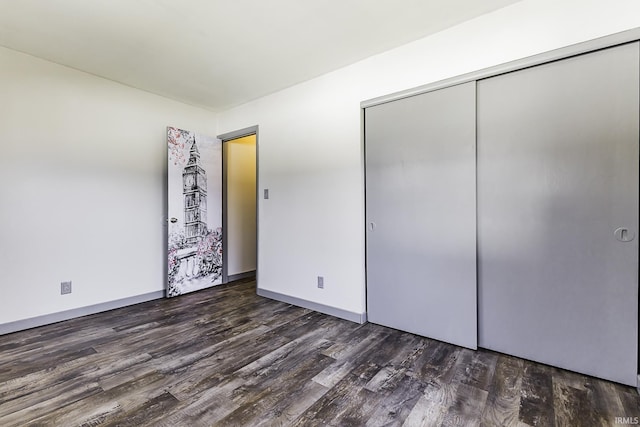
[365,82,477,350]
[364,39,639,386]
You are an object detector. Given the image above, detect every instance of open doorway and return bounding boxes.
[218,126,258,284]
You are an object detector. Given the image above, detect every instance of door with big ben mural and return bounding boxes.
[167,126,223,297]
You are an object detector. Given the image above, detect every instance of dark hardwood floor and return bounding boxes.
[0,279,638,426]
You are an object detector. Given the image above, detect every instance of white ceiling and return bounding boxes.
[0,0,522,112]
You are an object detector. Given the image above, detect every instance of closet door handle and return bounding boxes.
[615,227,634,242]
[368,222,376,232]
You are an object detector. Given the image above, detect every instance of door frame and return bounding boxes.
[217,125,259,284]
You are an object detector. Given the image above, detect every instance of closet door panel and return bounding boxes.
[477,42,639,385]
[365,82,477,349]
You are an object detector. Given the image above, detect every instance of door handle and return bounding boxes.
[368,222,376,232]
[615,227,635,242]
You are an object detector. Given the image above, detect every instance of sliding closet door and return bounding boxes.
[365,82,477,349]
[477,42,639,386]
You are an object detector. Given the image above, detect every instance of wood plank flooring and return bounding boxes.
[0,279,638,426]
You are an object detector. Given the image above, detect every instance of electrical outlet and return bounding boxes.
[61,281,72,295]
[317,276,324,289]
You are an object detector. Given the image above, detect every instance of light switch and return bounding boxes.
[264,189,269,199]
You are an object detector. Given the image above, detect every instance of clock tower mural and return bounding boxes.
[167,126,222,297]
[183,141,208,245]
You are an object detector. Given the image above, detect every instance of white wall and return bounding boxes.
[0,46,217,325]
[217,0,640,317]
[225,136,257,276]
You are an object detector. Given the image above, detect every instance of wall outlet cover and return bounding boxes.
[61,281,72,295]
